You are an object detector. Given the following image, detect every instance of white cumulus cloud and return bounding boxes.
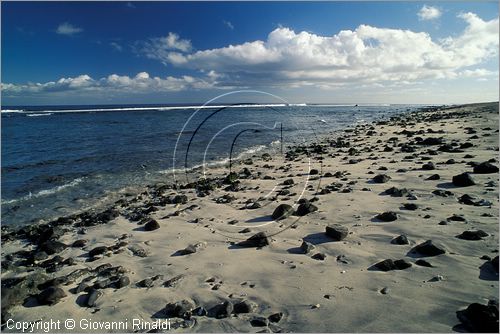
[418,5,442,21]
[146,12,497,88]
[56,22,83,35]
[1,72,219,97]
[138,32,192,65]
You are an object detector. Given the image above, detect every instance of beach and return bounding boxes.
[1,102,498,332]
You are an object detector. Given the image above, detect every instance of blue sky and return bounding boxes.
[1,1,499,105]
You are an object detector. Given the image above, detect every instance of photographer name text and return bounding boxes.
[5,318,171,332]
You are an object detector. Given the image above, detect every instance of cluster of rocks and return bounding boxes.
[161,298,284,330]
[374,259,412,271]
[252,198,320,224]
[1,262,131,321]
[456,300,498,333]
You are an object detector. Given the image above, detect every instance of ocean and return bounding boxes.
[1,103,421,226]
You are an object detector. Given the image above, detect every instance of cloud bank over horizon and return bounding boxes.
[3,10,498,104]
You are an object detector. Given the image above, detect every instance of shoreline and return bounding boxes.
[1,102,498,332]
[1,104,419,228]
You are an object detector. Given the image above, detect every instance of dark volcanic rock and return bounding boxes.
[473,162,499,174]
[376,211,398,222]
[163,275,185,288]
[311,253,326,260]
[144,218,160,231]
[380,287,390,294]
[38,269,89,290]
[422,162,435,170]
[272,204,294,220]
[309,169,319,175]
[268,312,283,323]
[492,256,499,273]
[129,245,148,257]
[27,251,49,264]
[36,226,65,244]
[245,202,262,210]
[86,288,102,307]
[2,272,48,311]
[457,230,489,241]
[413,240,445,256]
[116,276,130,288]
[401,144,416,153]
[456,300,499,333]
[448,214,466,222]
[325,224,348,241]
[172,194,188,204]
[89,246,108,257]
[178,242,205,255]
[432,189,454,197]
[72,239,88,248]
[295,200,318,216]
[94,279,111,289]
[392,235,409,245]
[209,301,233,319]
[193,306,207,316]
[37,286,66,305]
[238,232,269,248]
[418,137,443,146]
[137,278,154,288]
[458,194,476,205]
[403,203,418,210]
[261,153,272,161]
[40,255,65,271]
[374,259,411,271]
[384,187,410,197]
[393,259,412,270]
[250,317,269,327]
[439,144,463,153]
[336,254,351,264]
[165,299,195,319]
[233,300,258,314]
[75,282,89,294]
[40,240,67,255]
[300,240,315,254]
[136,276,163,288]
[460,142,474,149]
[415,259,433,267]
[373,174,391,183]
[425,174,440,180]
[224,172,239,184]
[452,173,476,187]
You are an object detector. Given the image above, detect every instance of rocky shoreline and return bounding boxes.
[1,102,499,332]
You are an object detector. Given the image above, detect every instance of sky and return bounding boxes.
[1,1,499,106]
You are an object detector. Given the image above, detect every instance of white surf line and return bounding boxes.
[1,103,306,114]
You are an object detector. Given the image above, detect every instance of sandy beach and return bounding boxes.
[1,102,498,333]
